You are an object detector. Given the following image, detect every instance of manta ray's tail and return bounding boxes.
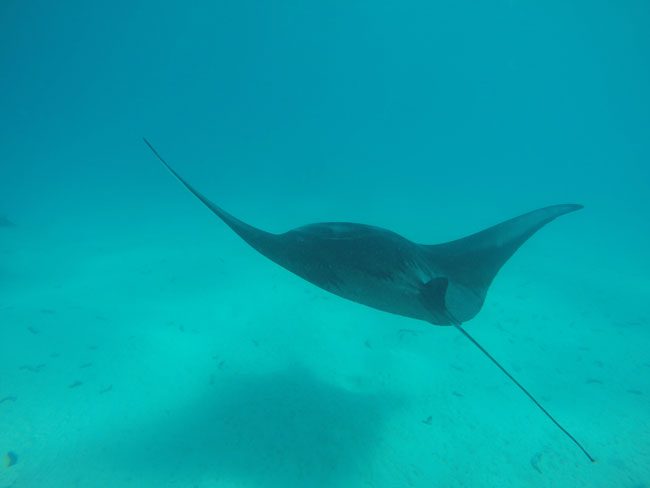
[455,323,595,462]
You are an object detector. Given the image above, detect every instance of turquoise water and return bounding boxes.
[1,1,649,487]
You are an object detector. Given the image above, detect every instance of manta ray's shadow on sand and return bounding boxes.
[106,366,401,487]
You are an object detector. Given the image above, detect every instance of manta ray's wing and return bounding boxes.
[425,204,583,324]
[143,138,278,253]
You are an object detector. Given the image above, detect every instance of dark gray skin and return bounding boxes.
[144,139,594,462]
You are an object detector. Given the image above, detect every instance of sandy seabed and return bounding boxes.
[1,212,648,488]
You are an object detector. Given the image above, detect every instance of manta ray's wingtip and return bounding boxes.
[546,203,584,219]
[142,137,162,164]
[142,137,154,153]
[142,137,182,181]
[554,203,583,213]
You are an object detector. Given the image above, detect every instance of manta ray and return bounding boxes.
[144,139,594,462]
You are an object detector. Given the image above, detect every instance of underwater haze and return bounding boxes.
[1,1,649,487]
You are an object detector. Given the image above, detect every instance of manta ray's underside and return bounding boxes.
[144,139,593,462]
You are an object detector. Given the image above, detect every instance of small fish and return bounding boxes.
[0,396,17,404]
[530,452,543,474]
[79,362,93,369]
[4,451,18,467]
[99,385,113,394]
[27,326,40,335]
[68,380,83,389]
[422,415,433,425]
[19,364,45,373]
[398,329,420,340]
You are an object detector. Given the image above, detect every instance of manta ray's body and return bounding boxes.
[144,139,593,462]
